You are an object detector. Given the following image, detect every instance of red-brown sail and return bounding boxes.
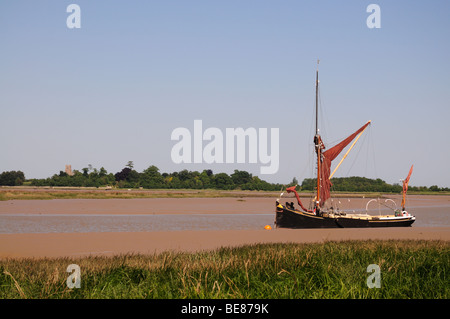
[401,164,413,209]
[318,121,371,206]
[286,185,313,212]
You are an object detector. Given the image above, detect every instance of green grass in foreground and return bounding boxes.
[0,240,448,299]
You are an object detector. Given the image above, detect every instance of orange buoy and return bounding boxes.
[264,225,272,230]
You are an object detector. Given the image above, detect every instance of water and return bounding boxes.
[406,206,449,227]
[0,213,275,234]
[0,206,447,234]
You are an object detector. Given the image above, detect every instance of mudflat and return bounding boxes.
[1,227,449,259]
[0,194,448,258]
[0,194,449,215]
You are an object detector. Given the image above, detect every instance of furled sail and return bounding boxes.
[318,121,371,206]
[401,165,413,209]
[286,185,313,212]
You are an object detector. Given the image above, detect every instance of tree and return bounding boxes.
[290,177,298,187]
[82,167,89,177]
[178,169,190,181]
[205,169,213,177]
[99,167,107,177]
[230,170,252,187]
[126,161,134,170]
[199,170,213,188]
[59,171,68,177]
[0,171,25,186]
[214,173,234,190]
[143,165,160,176]
[141,165,164,188]
[115,167,132,181]
[429,185,440,192]
[126,170,140,185]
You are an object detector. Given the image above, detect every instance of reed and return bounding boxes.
[0,240,448,299]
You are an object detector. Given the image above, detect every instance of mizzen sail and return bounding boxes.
[401,164,414,210]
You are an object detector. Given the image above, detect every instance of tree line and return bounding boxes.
[300,176,449,193]
[0,163,284,191]
[0,163,448,192]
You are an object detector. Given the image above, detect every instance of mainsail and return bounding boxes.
[317,121,371,207]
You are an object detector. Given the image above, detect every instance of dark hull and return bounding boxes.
[275,205,415,229]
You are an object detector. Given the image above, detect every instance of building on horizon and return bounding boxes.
[65,165,74,176]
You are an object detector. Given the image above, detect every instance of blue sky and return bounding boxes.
[1,1,449,187]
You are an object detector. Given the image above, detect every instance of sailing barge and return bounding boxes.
[275,63,415,229]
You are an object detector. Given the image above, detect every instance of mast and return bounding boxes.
[310,60,372,209]
[314,60,321,209]
[315,60,319,136]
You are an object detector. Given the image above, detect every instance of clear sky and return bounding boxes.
[1,0,449,187]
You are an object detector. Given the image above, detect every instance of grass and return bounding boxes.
[0,240,448,299]
[0,188,281,201]
[1,187,431,201]
[2,185,449,201]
